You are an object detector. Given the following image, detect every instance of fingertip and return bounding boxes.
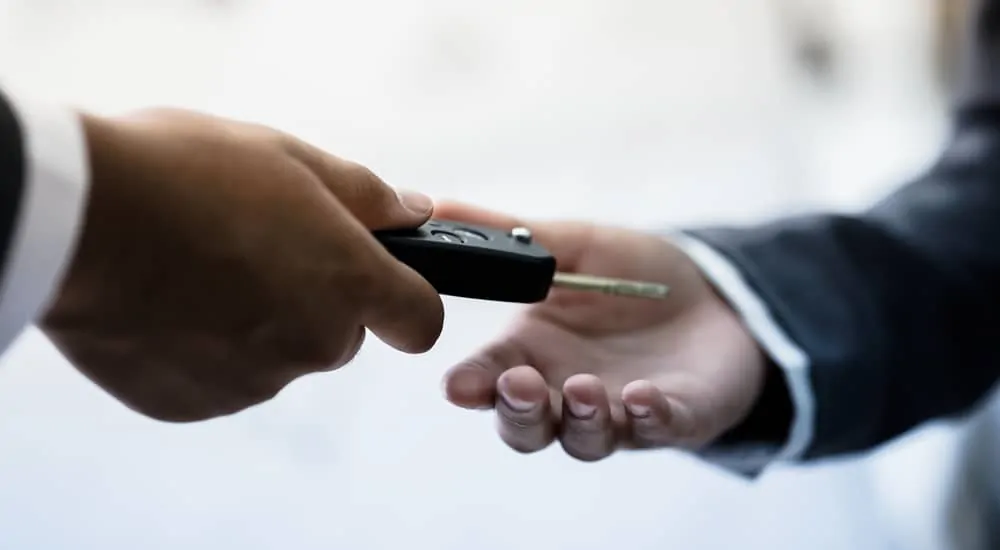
[621,379,663,418]
[495,366,554,454]
[408,293,446,354]
[622,380,692,448]
[562,374,604,418]
[563,373,604,397]
[380,312,442,354]
[395,189,434,219]
[442,365,495,410]
[559,374,614,461]
[497,366,548,411]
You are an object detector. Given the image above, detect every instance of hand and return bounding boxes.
[42,108,444,422]
[438,202,766,461]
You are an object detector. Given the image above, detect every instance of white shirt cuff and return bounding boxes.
[0,87,89,354]
[669,233,816,472]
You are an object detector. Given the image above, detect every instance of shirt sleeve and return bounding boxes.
[667,232,815,476]
[0,84,90,356]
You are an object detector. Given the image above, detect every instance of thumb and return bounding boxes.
[338,181,433,230]
[284,136,433,229]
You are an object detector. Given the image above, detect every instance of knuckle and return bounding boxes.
[275,132,307,159]
[275,130,316,156]
[329,325,367,366]
[302,332,359,368]
[271,314,366,369]
[497,405,543,430]
[343,161,385,188]
[309,339,348,367]
[339,327,368,365]
[355,259,389,293]
[240,373,289,404]
[563,416,608,436]
[496,417,549,453]
[343,261,386,310]
[342,163,395,206]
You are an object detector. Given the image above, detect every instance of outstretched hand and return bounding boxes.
[437,202,766,461]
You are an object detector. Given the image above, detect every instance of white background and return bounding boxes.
[0,0,970,548]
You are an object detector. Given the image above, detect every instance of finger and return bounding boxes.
[495,366,555,453]
[559,374,615,461]
[442,343,530,409]
[622,380,682,448]
[293,175,442,355]
[358,260,445,354]
[285,138,433,230]
[290,168,443,354]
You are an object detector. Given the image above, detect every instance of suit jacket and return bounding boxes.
[687,0,1000,461]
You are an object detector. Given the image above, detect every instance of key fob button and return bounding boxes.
[510,227,532,243]
[454,228,487,241]
[431,230,464,243]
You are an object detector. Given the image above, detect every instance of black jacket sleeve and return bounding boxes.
[0,88,27,282]
[688,0,1000,460]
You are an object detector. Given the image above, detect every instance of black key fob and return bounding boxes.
[373,219,556,303]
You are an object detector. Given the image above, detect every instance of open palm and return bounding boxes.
[437,202,766,461]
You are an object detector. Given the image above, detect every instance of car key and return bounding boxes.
[372,219,669,303]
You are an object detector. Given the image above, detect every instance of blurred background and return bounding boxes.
[0,0,988,548]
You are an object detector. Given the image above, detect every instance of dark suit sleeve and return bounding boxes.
[0,89,28,285]
[0,85,89,356]
[682,0,1000,462]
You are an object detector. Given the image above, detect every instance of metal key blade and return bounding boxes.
[551,272,669,299]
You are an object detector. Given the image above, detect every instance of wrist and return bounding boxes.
[715,352,794,447]
[704,283,793,448]
[669,231,813,471]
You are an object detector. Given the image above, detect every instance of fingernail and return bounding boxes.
[626,403,650,418]
[500,391,536,412]
[396,189,433,215]
[567,398,596,419]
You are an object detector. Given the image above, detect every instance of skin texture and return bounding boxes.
[436,202,766,461]
[41,108,444,422]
